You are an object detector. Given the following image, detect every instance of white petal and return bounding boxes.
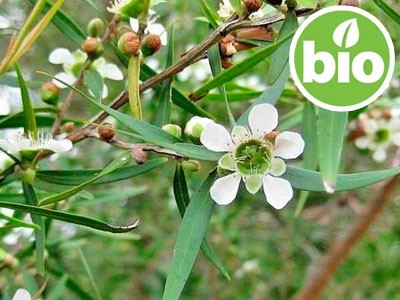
[49,48,73,65]
[389,118,400,131]
[372,147,386,162]
[102,63,124,80]
[354,136,371,149]
[101,84,108,98]
[0,95,11,115]
[129,18,139,32]
[274,131,305,159]
[53,72,76,88]
[262,175,293,210]
[210,172,241,205]
[231,126,250,144]
[200,123,234,152]
[270,157,286,176]
[12,289,31,300]
[390,132,400,147]
[148,23,168,45]
[248,104,278,138]
[0,16,10,29]
[243,175,262,194]
[45,139,73,153]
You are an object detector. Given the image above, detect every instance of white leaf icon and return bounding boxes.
[333,18,359,48]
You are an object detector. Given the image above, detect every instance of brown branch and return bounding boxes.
[293,177,400,300]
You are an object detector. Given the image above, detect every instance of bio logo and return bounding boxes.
[289,6,395,112]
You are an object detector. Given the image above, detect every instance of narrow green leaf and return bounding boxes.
[0,202,139,233]
[198,0,219,28]
[373,0,400,25]
[163,171,217,300]
[267,10,297,85]
[173,165,231,281]
[318,109,348,193]
[155,26,174,127]
[28,0,86,44]
[46,275,68,300]
[84,0,101,13]
[189,31,295,101]
[37,158,167,186]
[38,152,131,206]
[78,248,103,300]
[22,182,45,275]
[15,64,37,135]
[283,166,400,192]
[85,70,104,101]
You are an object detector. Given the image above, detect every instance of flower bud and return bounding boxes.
[87,18,105,37]
[162,124,182,138]
[41,82,60,106]
[339,0,360,7]
[182,160,201,172]
[110,0,146,20]
[185,116,215,144]
[23,168,36,184]
[63,122,75,133]
[243,0,262,13]
[118,32,140,56]
[98,123,115,141]
[219,34,238,57]
[131,147,148,164]
[221,57,234,69]
[285,0,297,10]
[141,34,162,57]
[82,38,104,60]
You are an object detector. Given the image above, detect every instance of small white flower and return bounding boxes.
[48,48,123,98]
[355,114,400,162]
[12,289,31,300]
[130,10,168,46]
[218,0,235,20]
[200,104,305,209]
[0,131,73,159]
[185,116,215,142]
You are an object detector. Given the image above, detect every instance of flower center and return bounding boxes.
[234,139,272,176]
[71,62,84,77]
[374,128,390,143]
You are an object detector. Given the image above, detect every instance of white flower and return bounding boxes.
[0,131,73,159]
[48,48,123,98]
[200,104,305,209]
[0,151,14,174]
[130,11,168,46]
[218,0,235,20]
[355,114,400,162]
[0,15,10,29]
[12,289,31,300]
[185,116,215,138]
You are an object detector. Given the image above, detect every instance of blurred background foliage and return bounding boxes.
[1,0,400,299]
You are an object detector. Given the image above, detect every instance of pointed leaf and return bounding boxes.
[373,0,400,26]
[333,18,359,49]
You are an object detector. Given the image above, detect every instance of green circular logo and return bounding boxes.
[289,6,395,112]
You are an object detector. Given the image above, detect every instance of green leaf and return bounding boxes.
[317,109,348,193]
[373,0,400,25]
[167,144,222,161]
[38,152,131,206]
[163,171,217,300]
[22,182,45,275]
[267,10,297,85]
[283,166,400,192]
[37,158,167,186]
[28,0,86,44]
[198,0,219,28]
[189,31,295,101]
[0,201,139,233]
[46,275,68,300]
[173,165,230,281]
[155,25,174,127]
[15,64,37,135]
[78,248,103,300]
[85,70,104,102]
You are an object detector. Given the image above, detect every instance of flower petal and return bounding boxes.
[103,63,124,81]
[354,136,371,149]
[248,103,278,138]
[270,157,286,176]
[200,123,234,152]
[210,172,241,205]
[218,153,236,171]
[0,92,11,115]
[372,147,386,162]
[129,18,139,32]
[0,16,10,29]
[390,132,400,147]
[101,84,108,99]
[262,175,293,210]
[243,175,262,194]
[48,48,73,65]
[12,289,31,300]
[45,139,73,153]
[53,72,76,88]
[274,131,305,159]
[231,126,250,144]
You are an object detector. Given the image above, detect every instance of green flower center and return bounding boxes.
[374,128,390,143]
[234,139,272,176]
[71,62,84,77]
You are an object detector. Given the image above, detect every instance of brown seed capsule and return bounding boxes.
[339,0,360,7]
[63,122,75,133]
[41,81,60,105]
[141,34,162,57]
[98,123,115,141]
[219,34,237,57]
[118,32,140,56]
[243,0,263,13]
[221,57,234,69]
[131,147,148,164]
[83,37,100,54]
